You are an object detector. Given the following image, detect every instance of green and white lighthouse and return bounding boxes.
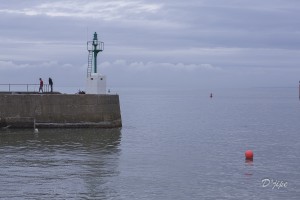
[86,32,106,94]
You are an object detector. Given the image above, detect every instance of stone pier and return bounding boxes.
[0,94,122,128]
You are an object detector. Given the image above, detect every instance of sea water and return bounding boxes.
[0,87,299,199]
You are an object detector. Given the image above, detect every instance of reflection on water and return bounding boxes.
[244,159,254,176]
[0,128,121,199]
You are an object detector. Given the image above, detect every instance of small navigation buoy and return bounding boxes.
[33,119,38,133]
[245,150,254,160]
[210,93,213,98]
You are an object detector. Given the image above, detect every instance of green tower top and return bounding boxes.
[87,32,104,76]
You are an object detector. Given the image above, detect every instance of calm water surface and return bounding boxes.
[0,87,300,199]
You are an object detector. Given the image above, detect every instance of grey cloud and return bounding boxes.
[0,0,162,20]
[1,0,300,91]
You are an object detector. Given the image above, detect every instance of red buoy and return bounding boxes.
[245,150,254,160]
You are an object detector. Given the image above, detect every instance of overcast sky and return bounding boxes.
[1,0,300,92]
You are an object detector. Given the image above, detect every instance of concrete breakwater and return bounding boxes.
[0,94,122,128]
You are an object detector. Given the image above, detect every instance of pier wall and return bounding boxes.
[0,94,122,128]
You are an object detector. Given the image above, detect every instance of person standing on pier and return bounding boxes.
[39,78,43,93]
[49,77,53,92]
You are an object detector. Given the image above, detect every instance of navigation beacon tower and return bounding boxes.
[86,32,106,94]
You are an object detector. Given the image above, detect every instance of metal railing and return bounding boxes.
[0,84,51,93]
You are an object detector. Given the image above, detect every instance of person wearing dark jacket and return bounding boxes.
[49,77,53,92]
